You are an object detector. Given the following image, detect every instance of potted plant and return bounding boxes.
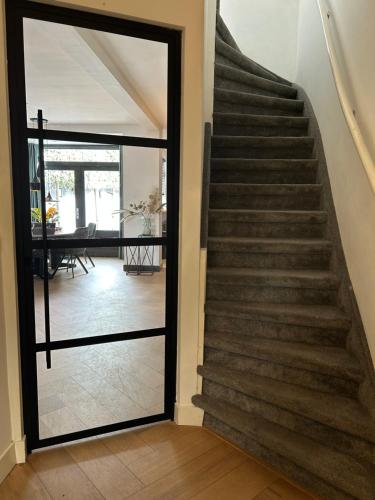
[114,188,165,236]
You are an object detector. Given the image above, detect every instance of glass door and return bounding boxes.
[6,0,181,451]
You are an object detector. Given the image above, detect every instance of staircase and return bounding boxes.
[192,14,375,500]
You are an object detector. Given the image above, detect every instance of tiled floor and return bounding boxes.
[0,422,317,499]
[33,257,166,439]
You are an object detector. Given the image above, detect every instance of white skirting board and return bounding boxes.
[0,436,26,485]
[174,403,204,426]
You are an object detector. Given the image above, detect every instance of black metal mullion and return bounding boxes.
[164,32,181,419]
[5,0,40,451]
[37,110,52,370]
[27,128,167,149]
[46,162,120,171]
[35,327,166,352]
[37,413,168,450]
[32,236,167,249]
[17,0,177,44]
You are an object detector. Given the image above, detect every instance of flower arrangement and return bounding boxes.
[31,206,59,223]
[114,188,165,236]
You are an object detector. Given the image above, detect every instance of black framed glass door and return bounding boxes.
[6,0,180,451]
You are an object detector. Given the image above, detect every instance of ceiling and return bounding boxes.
[23,18,168,132]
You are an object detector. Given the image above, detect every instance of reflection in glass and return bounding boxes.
[37,337,165,439]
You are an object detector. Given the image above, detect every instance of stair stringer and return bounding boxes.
[296,83,375,416]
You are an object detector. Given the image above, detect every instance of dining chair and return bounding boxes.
[64,226,89,278]
[84,222,97,267]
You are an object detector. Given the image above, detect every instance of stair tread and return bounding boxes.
[193,394,374,499]
[215,87,304,107]
[211,159,318,175]
[208,236,331,247]
[215,37,291,86]
[205,300,350,330]
[214,63,297,98]
[213,111,308,125]
[205,331,362,381]
[208,209,327,221]
[212,135,313,143]
[210,183,321,188]
[207,267,339,286]
[198,363,375,443]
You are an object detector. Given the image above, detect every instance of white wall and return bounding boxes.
[327,0,375,164]
[220,0,300,81]
[122,145,162,265]
[296,0,375,364]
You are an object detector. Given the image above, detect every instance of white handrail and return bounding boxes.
[317,0,375,193]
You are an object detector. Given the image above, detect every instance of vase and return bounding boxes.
[142,216,152,236]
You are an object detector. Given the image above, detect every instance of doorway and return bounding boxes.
[6,0,180,451]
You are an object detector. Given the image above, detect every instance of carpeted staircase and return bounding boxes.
[192,14,375,500]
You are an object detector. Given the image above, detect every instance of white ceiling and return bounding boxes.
[23,18,168,132]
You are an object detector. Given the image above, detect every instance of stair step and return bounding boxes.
[206,267,339,305]
[216,15,240,52]
[207,237,332,270]
[214,88,304,116]
[207,267,338,289]
[205,345,359,399]
[198,363,375,444]
[211,158,318,184]
[214,63,297,99]
[205,300,350,347]
[208,209,327,238]
[193,394,374,499]
[205,300,350,331]
[215,37,291,85]
[212,135,314,159]
[210,183,321,210]
[204,331,361,382]
[213,112,308,137]
[206,413,356,500]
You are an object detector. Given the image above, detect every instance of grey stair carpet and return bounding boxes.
[193,13,375,500]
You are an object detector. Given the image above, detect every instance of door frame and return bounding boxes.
[5,0,181,452]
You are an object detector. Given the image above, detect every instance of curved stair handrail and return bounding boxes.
[317,0,375,193]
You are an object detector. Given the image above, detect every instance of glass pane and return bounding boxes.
[37,337,165,439]
[45,170,75,233]
[34,246,166,343]
[23,18,167,138]
[85,171,120,231]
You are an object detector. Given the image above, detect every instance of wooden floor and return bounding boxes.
[0,422,317,500]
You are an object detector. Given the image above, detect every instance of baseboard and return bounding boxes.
[0,442,16,485]
[174,403,204,426]
[14,436,26,464]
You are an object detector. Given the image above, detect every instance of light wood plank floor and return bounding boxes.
[0,422,317,500]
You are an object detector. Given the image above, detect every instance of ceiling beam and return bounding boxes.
[39,22,160,131]
[75,28,162,131]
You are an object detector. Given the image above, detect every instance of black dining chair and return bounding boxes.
[84,222,96,267]
[64,226,90,278]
